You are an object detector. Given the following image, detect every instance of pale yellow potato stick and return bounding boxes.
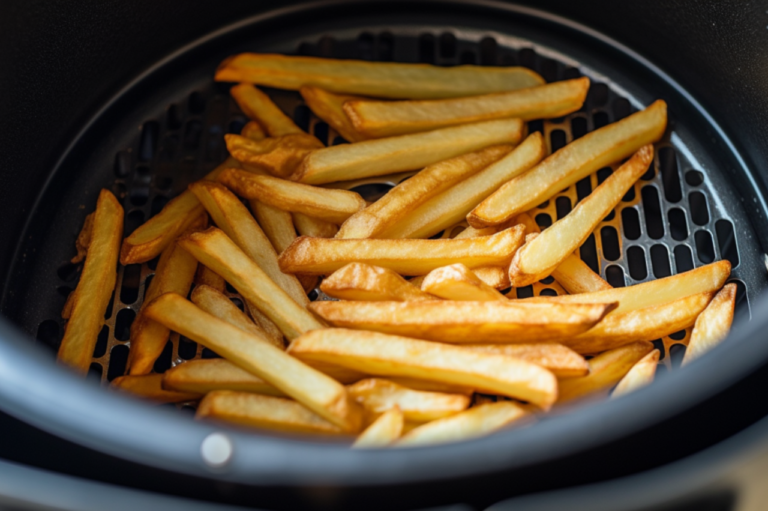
[612,349,660,398]
[421,263,507,301]
[163,359,284,396]
[194,265,226,293]
[352,406,404,448]
[250,199,297,253]
[552,254,612,294]
[112,374,202,403]
[683,283,737,365]
[320,263,434,301]
[292,212,339,238]
[230,83,304,136]
[347,379,470,422]
[245,302,286,348]
[299,86,370,143]
[463,344,588,378]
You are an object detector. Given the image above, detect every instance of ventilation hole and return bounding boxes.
[428,230,445,240]
[225,282,237,294]
[538,200,550,209]
[689,192,709,225]
[57,262,81,282]
[641,186,665,239]
[656,147,682,203]
[104,293,115,320]
[540,58,558,83]
[535,214,552,229]
[357,32,375,60]
[605,265,626,287]
[439,32,456,58]
[685,170,704,186]
[539,276,555,285]
[418,34,435,63]
[674,245,695,273]
[695,230,716,264]
[596,167,612,185]
[517,48,536,69]
[601,226,621,261]
[622,186,635,203]
[202,348,222,359]
[36,320,60,350]
[459,50,476,65]
[313,122,329,144]
[114,308,136,341]
[142,275,154,300]
[107,344,129,381]
[621,208,641,240]
[555,196,571,219]
[188,91,206,114]
[613,98,631,121]
[228,118,246,135]
[593,111,610,129]
[516,285,534,299]
[114,151,131,178]
[669,330,687,341]
[580,234,599,273]
[650,244,671,278]
[571,117,588,140]
[350,183,393,202]
[134,165,151,185]
[318,36,335,57]
[88,363,103,382]
[183,120,203,149]
[167,104,183,130]
[730,279,750,323]
[150,195,168,217]
[668,208,688,241]
[604,210,615,222]
[293,105,311,133]
[147,256,160,271]
[178,336,197,360]
[377,32,394,61]
[528,119,544,135]
[501,53,517,66]
[669,344,686,368]
[93,325,109,357]
[479,37,498,65]
[57,285,72,297]
[154,176,172,191]
[652,339,666,360]
[549,130,567,153]
[563,67,581,79]
[540,288,558,297]
[308,289,319,301]
[120,265,141,304]
[139,121,159,162]
[153,341,174,373]
[575,177,592,204]
[627,246,648,280]
[715,219,739,268]
[587,83,609,107]
[332,136,347,146]
[230,298,245,312]
[129,187,149,207]
[640,160,656,180]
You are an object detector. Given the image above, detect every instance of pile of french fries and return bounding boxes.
[58,53,738,449]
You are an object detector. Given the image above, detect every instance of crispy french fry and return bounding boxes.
[163,359,283,396]
[464,344,588,378]
[288,328,558,409]
[508,146,654,286]
[345,77,590,138]
[552,254,611,294]
[386,377,474,395]
[145,294,361,431]
[245,302,286,348]
[293,212,339,238]
[216,53,544,99]
[397,401,531,447]
[612,349,660,398]
[197,391,347,435]
[230,83,304,137]
[558,341,653,403]
[58,190,123,373]
[336,146,512,239]
[241,120,266,140]
[300,86,370,143]
[220,168,366,224]
[225,133,323,179]
[311,299,615,344]
[178,227,324,340]
[347,378,470,422]
[293,119,526,185]
[453,225,497,239]
[250,199,297,253]
[421,263,507,301]
[112,374,202,403]
[468,101,667,227]
[320,263,434,301]
[279,225,525,276]
[471,267,511,290]
[189,181,308,307]
[683,283,737,365]
[381,133,546,239]
[353,406,404,448]
[71,212,93,263]
[195,265,226,293]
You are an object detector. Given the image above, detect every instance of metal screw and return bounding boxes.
[201,432,233,468]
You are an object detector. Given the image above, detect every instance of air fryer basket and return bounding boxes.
[2,1,768,509]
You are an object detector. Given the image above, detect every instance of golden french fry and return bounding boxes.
[189,181,308,307]
[292,119,526,185]
[163,359,283,396]
[310,300,615,344]
[145,294,360,431]
[683,283,737,365]
[220,168,366,224]
[421,263,507,301]
[216,53,544,99]
[464,344,588,378]
[225,133,323,179]
[300,86,370,143]
[551,254,611,294]
[245,302,286,348]
[381,133,546,239]
[348,378,470,422]
[230,83,304,137]
[352,406,404,448]
[288,328,558,409]
[195,265,226,293]
[453,225,497,239]
[558,341,654,403]
[241,120,266,140]
[279,225,525,276]
[612,349,660,398]
[197,391,347,435]
[345,77,590,138]
[411,266,509,290]
[320,263,434,301]
[250,199,297,253]
[336,146,512,239]
[386,377,474,395]
[468,100,668,227]
[71,212,93,263]
[508,146,654,286]
[397,401,531,447]
[58,190,123,373]
[178,227,324,340]
[292,212,339,238]
[112,374,202,403]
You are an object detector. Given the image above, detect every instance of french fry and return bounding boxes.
[468,100,668,227]
[249,199,297,253]
[471,267,511,290]
[220,168,366,223]
[293,212,339,238]
[300,86,370,143]
[225,133,324,179]
[463,344,588,378]
[241,120,266,140]
[352,406,404,448]
[508,146,654,286]
[163,359,284,396]
[189,181,308,307]
[178,227,324,340]
[292,118,526,185]
[197,391,347,435]
[145,294,361,431]
[336,146,512,239]
[310,300,615,344]
[386,377,474,396]
[683,283,737,365]
[421,263,507,301]
[612,349,660,398]
[57,190,123,373]
[71,212,93,263]
[345,77,590,138]
[453,225,497,239]
[347,378,470,422]
[216,53,544,99]
[112,374,202,403]
[288,328,558,409]
[397,401,531,447]
[552,254,612,294]
[320,263,434,301]
[194,265,226,293]
[380,133,546,239]
[245,303,286,348]
[191,285,284,349]
[558,341,653,403]
[230,83,304,137]
[279,225,525,276]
